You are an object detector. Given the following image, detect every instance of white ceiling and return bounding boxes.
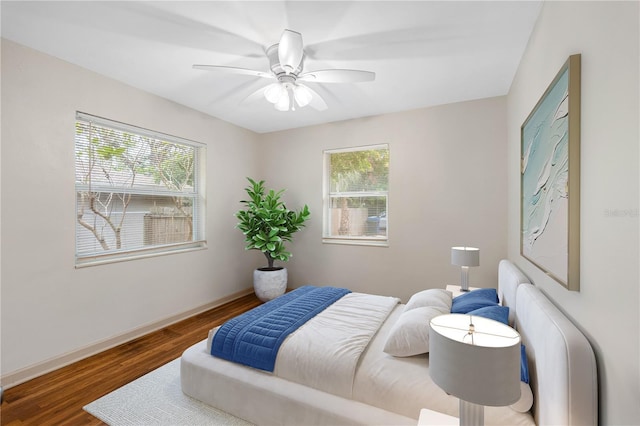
[1,1,541,134]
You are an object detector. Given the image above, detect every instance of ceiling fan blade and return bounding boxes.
[239,86,269,106]
[278,29,304,74]
[193,65,273,79]
[298,69,375,83]
[298,84,328,111]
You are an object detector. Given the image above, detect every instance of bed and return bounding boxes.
[181,260,597,425]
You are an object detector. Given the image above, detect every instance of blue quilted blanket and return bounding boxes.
[211,285,351,372]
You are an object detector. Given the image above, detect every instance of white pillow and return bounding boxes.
[404,289,452,313]
[383,305,449,357]
[510,381,534,413]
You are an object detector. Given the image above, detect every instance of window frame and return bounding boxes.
[322,143,389,247]
[74,112,206,267]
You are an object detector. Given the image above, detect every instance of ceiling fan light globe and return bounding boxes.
[294,84,312,107]
[274,91,290,111]
[264,83,284,104]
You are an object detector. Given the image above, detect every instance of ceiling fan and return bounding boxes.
[193,29,375,112]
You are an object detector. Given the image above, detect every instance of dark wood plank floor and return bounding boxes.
[1,292,262,426]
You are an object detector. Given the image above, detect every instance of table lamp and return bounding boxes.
[451,247,480,291]
[429,314,521,426]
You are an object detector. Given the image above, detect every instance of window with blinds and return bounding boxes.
[75,112,206,266]
[323,144,389,245]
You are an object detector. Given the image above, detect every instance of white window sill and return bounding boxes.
[75,241,207,268]
[322,237,388,248]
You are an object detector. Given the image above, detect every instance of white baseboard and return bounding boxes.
[1,288,254,389]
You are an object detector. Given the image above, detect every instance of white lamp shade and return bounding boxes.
[429,314,521,407]
[451,247,480,267]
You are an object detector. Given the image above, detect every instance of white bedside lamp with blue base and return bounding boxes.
[429,314,521,426]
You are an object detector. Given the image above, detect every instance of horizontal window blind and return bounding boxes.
[75,112,205,265]
[323,144,389,244]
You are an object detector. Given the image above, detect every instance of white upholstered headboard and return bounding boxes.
[498,259,531,325]
[498,260,598,426]
[516,284,598,425]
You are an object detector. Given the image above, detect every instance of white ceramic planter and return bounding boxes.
[253,268,287,302]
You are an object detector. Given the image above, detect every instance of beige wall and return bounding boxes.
[0,39,261,380]
[258,97,509,302]
[507,2,639,424]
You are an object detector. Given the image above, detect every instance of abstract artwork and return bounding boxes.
[521,54,581,291]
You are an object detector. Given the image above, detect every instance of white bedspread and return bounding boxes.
[274,292,400,398]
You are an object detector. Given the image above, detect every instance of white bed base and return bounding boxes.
[181,339,416,425]
[181,260,597,425]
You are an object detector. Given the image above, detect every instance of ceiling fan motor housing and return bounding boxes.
[266,44,304,82]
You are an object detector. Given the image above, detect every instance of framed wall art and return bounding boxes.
[521,54,581,291]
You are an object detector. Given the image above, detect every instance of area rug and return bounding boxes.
[84,358,253,425]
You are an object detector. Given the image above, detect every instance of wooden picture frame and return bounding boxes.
[520,54,581,291]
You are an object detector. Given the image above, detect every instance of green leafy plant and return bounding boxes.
[236,178,310,270]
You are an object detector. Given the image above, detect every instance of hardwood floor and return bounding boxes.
[1,293,262,426]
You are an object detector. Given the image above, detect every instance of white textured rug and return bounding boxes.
[84,358,253,425]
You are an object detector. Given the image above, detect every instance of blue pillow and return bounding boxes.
[467,306,530,385]
[520,344,530,383]
[451,288,499,314]
[467,305,509,325]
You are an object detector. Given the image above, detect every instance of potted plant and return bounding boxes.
[236,177,310,301]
